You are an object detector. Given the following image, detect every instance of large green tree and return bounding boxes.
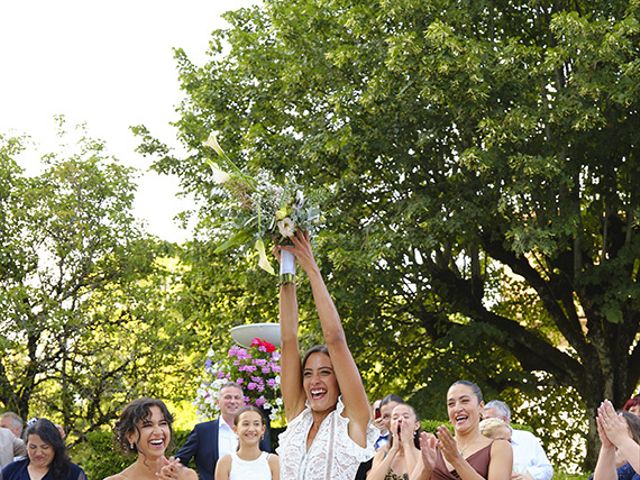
[145,0,640,467]
[0,125,188,440]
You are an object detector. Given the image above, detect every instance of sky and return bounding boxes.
[0,0,258,242]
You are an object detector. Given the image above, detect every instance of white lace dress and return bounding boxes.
[276,397,378,480]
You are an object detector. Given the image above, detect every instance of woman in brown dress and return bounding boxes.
[411,381,512,480]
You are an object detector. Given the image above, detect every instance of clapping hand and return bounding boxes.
[598,400,630,448]
[398,419,416,449]
[436,426,462,465]
[387,421,403,456]
[157,457,195,480]
[596,404,615,450]
[418,432,438,474]
[157,457,178,480]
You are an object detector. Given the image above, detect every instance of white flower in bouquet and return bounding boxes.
[203,132,225,157]
[209,164,231,184]
[277,217,295,238]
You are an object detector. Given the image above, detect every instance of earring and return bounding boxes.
[130,443,135,450]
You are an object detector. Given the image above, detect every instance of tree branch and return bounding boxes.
[481,230,591,360]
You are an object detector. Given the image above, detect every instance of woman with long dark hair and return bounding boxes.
[1,418,87,480]
[275,230,377,480]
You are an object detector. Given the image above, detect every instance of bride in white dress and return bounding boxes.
[275,230,377,480]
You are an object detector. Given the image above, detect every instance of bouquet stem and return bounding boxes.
[279,249,296,285]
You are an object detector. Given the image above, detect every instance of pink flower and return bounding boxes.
[255,396,266,407]
[247,382,257,391]
[236,348,250,360]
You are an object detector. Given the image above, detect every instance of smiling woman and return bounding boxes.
[274,230,378,480]
[0,418,87,480]
[411,381,512,480]
[104,398,197,480]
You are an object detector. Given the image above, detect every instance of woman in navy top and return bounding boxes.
[1,418,87,480]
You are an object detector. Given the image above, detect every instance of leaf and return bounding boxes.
[213,230,253,254]
[255,238,275,275]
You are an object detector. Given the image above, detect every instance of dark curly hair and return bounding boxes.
[25,418,72,479]
[113,398,175,455]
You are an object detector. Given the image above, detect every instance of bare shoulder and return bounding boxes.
[268,453,280,466]
[490,439,512,454]
[103,475,127,480]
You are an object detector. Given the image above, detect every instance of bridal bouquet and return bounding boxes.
[202,133,322,283]
[193,338,283,422]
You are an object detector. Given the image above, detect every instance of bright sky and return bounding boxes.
[0,0,258,243]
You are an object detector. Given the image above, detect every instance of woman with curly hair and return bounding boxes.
[104,397,196,480]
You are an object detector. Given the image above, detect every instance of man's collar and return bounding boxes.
[219,416,234,430]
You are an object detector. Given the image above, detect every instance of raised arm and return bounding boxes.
[593,413,618,480]
[279,277,305,421]
[367,446,398,480]
[282,231,371,439]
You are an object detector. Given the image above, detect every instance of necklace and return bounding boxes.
[457,441,473,457]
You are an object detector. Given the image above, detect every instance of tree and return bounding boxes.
[144,0,640,468]
[0,124,188,440]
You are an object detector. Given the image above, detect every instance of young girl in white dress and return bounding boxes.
[215,406,280,480]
